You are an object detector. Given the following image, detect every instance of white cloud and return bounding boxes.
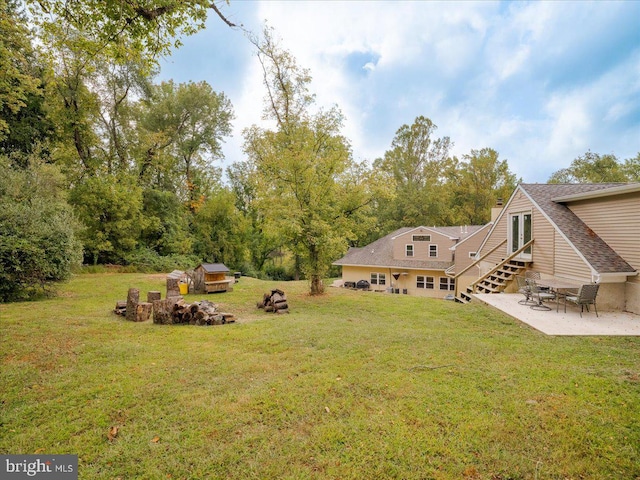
[182,0,640,181]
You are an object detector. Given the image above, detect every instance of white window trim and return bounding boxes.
[429,244,438,258]
[439,276,455,291]
[405,244,414,257]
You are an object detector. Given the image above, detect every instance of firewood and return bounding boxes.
[126,288,140,322]
[153,299,174,325]
[135,302,153,322]
[147,291,161,303]
[114,301,127,316]
[166,278,180,298]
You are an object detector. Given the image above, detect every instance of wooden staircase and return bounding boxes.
[454,239,534,304]
[457,259,529,303]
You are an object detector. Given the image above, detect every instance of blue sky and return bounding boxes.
[158,0,640,183]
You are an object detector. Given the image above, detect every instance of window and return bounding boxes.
[469,252,477,258]
[370,273,386,286]
[412,234,431,242]
[429,245,438,257]
[406,244,414,257]
[417,276,434,289]
[440,277,455,291]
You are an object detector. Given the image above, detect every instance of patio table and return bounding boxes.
[538,278,580,312]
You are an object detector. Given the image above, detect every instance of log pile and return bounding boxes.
[154,298,236,325]
[257,289,289,314]
[115,290,236,326]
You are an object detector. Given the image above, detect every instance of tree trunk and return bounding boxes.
[310,275,324,295]
[125,288,140,321]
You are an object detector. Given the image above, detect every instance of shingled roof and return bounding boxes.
[519,183,635,274]
[333,225,484,271]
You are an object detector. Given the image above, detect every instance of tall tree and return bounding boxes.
[373,116,454,231]
[452,148,519,224]
[242,27,374,295]
[134,80,234,209]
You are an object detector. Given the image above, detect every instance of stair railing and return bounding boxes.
[466,239,535,294]
[451,239,506,297]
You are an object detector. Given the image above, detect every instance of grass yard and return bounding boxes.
[1,273,639,479]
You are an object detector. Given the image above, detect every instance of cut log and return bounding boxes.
[136,302,153,322]
[147,291,161,303]
[153,299,175,325]
[114,301,127,316]
[125,288,140,322]
[166,278,180,298]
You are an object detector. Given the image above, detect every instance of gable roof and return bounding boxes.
[517,183,635,274]
[197,263,230,273]
[333,225,485,271]
[392,225,486,241]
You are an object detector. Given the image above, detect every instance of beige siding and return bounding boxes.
[392,227,455,262]
[568,192,640,274]
[553,232,592,280]
[340,265,452,299]
[530,209,555,275]
[453,225,490,272]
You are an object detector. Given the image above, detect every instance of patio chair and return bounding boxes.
[564,284,599,317]
[516,275,533,305]
[527,278,556,311]
[524,271,541,280]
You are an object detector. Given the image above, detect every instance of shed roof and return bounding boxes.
[519,183,636,274]
[197,263,230,273]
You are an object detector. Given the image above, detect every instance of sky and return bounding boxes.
[158,0,640,183]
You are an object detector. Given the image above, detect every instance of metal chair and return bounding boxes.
[524,271,541,280]
[516,275,534,305]
[527,278,556,311]
[564,284,600,317]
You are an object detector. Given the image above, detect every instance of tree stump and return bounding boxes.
[153,299,174,325]
[125,288,140,322]
[147,291,161,303]
[166,278,180,298]
[136,302,153,322]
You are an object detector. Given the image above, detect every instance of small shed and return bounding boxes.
[194,263,233,294]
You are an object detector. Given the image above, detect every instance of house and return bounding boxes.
[332,225,488,298]
[193,263,233,293]
[464,183,639,314]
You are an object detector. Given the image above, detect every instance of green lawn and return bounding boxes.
[1,273,639,479]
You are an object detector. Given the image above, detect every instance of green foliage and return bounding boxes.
[140,188,193,256]
[243,27,376,295]
[451,148,519,224]
[0,158,82,301]
[122,248,199,273]
[192,187,250,269]
[27,0,212,68]
[373,116,455,230]
[0,0,41,141]
[548,151,637,183]
[70,175,144,264]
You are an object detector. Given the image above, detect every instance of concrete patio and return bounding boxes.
[473,292,640,336]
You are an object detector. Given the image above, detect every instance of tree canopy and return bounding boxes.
[548,151,640,183]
